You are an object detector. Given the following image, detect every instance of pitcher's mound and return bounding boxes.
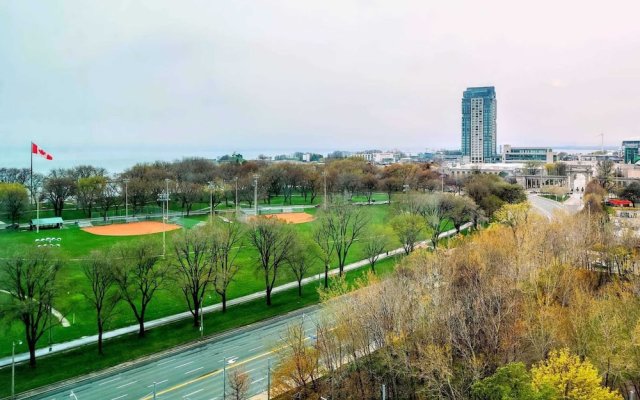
[264,212,315,224]
[82,221,181,236]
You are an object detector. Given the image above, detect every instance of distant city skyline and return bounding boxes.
[2,1,640,168]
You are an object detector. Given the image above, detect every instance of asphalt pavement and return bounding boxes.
[527,192,582,219]
[29,307,321,400]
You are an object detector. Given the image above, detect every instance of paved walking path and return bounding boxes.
[0,222,470,368]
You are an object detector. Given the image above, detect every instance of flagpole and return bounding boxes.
[30,141,33,206]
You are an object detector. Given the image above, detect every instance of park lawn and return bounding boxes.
[0,203,407,358]
[0,256,400,398]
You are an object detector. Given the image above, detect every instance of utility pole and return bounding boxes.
[382,384,386,400]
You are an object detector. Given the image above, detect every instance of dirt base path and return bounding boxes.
[263,212,315,224]
[82,221,182,236]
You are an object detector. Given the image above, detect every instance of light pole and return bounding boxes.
[36,189,40,234]
[152,381,157,400]
[207,181,216,222]
[123,178,129,220]
[267,358,271,400]
[157,179,170,258]
[322,168,328,211]
[234,176,239,216]
[200,302,204,338]
[12,340,22,400]
[69,391,78,400]
[253,174,259,216]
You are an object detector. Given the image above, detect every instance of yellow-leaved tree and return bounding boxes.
[531,348,622,400]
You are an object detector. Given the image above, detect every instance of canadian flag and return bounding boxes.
[32,142,53,160]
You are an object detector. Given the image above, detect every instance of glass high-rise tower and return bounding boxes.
[461,86,497,163]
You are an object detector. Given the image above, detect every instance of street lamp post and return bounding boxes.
[12,340,22,400]
[207,181,215,222]
[152,381,157,400]
[253,174,259,216]
[267,358,271,400]
[234,176,239,216]
[157,179,170,258]
[200,302,204,338]
[36,189,40,234]
[123,178,129,221]
[322,168,327,211]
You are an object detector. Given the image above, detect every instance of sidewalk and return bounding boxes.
[0,222,470,368]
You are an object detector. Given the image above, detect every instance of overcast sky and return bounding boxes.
[2,0,640,167]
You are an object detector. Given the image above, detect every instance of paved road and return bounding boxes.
[29,307,321,400]
[527,193,582,219]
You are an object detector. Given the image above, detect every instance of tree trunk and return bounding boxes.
[221,292,227,313]
[138,319,145,337]
[298,281,303,297]
[98,317,104,355]
[193,306,200,328]
[324,264,329,289]
[266,287,272,306]
[28,340,37,367]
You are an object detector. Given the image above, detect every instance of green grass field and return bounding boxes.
[0,256,400,397]
[0,197,422,359]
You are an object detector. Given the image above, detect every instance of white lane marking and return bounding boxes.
[245,368,256,374]
[116,380,138,389]
[184,388,204,397]
[111,395,128,400]
[157,359,173,366]
[174,361,194,369]
[248,345,263,352]
[185,366,204,375]
[147,379,168,388]
[251,377,265,384]
[99,377,122,386]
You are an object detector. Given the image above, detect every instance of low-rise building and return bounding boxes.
[622,140,640,164]
[502,145,556,163]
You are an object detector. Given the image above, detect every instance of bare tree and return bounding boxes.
[272,321,321,396]
[363,230,389,273]
[318,200,369,276]
[113,240,169,337]
[418,194,448,248]
[44,169,76,217]
[81,251,120,354]
[248,218,295,306]
[0,248,61,367]
[313,222,336,289]
[172,229,213,328]
[227,368,251,400]
[210,220,244,312]
[287,240,313,296]
[98,180,122,222]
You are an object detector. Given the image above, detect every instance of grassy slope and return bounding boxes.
[0,256,399,398]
